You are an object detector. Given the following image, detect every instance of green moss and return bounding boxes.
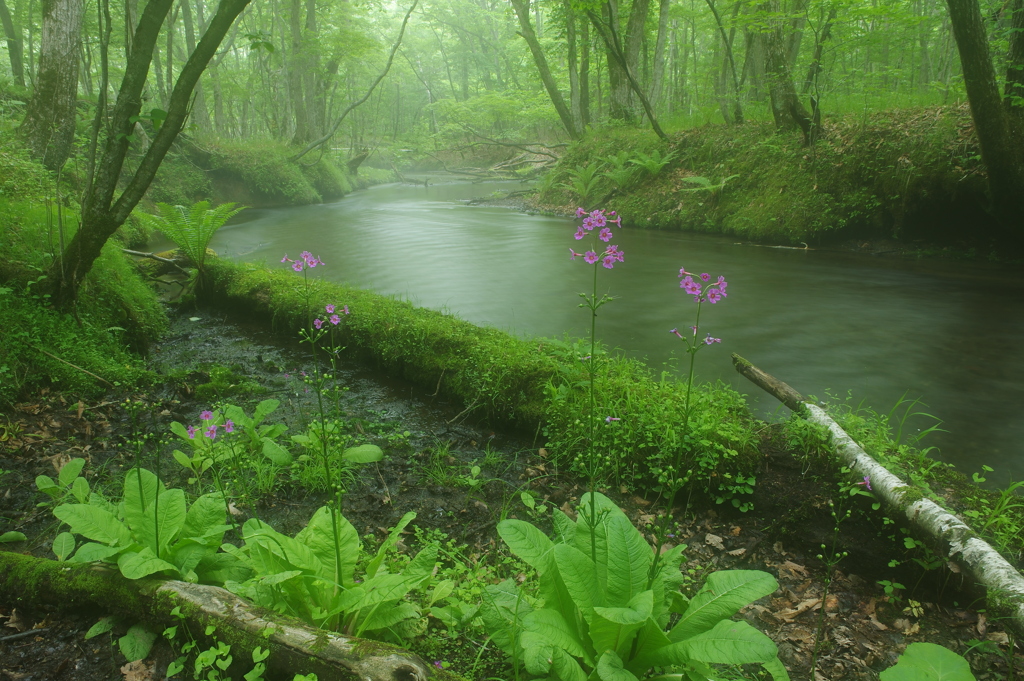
[538,105,988,246]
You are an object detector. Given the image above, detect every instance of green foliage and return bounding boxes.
[881,642,976,681]
[135,200,244,276]
[222,509,437,640]
[482,492,787,680]
[52,469,239,583]
[560,162,605,206]
[627,149,676,177]
[35,457,90,507]
[206,139,324,205]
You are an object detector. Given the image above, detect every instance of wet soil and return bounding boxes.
[1,309,1021,680]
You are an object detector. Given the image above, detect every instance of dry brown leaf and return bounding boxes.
[729,526,741,536]
[705,534,725,550]
[727,548,746,557]
[779,560,809,580]
[987,631,1009,645]
[120,660,156,681]
[778,598,821,622]
[976,612,987,636]
[4,609,28,632]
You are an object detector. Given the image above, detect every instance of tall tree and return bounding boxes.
[19,0,84,170]
[944,0,1024,232]
[0,0,25,86]
[47,0,253,307]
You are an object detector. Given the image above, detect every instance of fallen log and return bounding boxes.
[731,353,1024,637]
[0,551,464,681]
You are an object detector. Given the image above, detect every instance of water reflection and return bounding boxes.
[207,177,1024,485]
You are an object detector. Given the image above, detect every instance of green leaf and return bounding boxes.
[122,469,162,536]
[880,642,976,681]
[118,624,157,662]
[296,506,359,584]
[118,547,180,579]
[85,616,118,640]
[520,633,554,676]
[262,438,293,465]
[342,444,383,463]
[498,519,554,573]
[553,542,601,616]
[53,532,76,560]
[596,650,639,681]
[604,513,651,607]
[479,580,532,656]
[762,656,793,681]
[71,542,123,563]
[359,601,419,632]
[670,570,778,641]
[58,458,86,488]
[591,590,653,657]
[364,511,415,581]
[253,399,280,425]
[53,504,131,546]
[662,619,778,666]
[181,493,228,542]
[71,476,90,503]
[130,488,187,556]
[551,648,588,681]
[428,579,455,607]
[0,531,27,543]
[522,608,590,662]
[552,508,576,544]
[35,475,58,495]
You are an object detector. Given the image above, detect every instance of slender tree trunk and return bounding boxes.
[47,0,253,307]
[581,18,590,126]
[19,0,84,170]
[650,0,670,111]
[180,0,210,131]
[705,0,743,123]
[1005,0,1024,123]
[509,0,580,139]
[763,0,814,141]
[288,0,308,143]
[945,0,1024,233]
[0,0,25,86]
[802,6,836,95]
[566,1,584,134]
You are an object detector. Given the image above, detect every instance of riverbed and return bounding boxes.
[196,176,1024,485]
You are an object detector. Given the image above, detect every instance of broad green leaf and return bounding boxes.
[195,552,252,585]
[358,601,418,632]
[260,569,304,586]
[553,543,602,616]
[522,608,590,662]
[428,579,454,607]
[880,642,976,681]
[85,616,117,639]
[551,647,588,681]
[342,444,383,463]
[596,650,639,681]
[58,458,85,488]
[35,475,58,495]
[520,632,554,676]
[54,504,131,546]
[574,493,619,579]
[552,508,576,544]
[498,519,555,573]
[71,542,124,563]
[169,539,217,577]
[122,469,163,536]
[181,493,228,542]
[118,547,180,579]
[170,421,192,441]
[262,438,292,465]
[762,656,793,681]
[669,570,778,641]
[479,581,532,656]
[71,476,90,503]
[253,399,280,426]
[624,617,672,674]
[53,532,76,560]
[0,531,27,543]
[604,513,651,607]
[119,624,157,662]
[659,619,778,666]
[295,506,358,583]
[591,590,653,658]
[131,488,187,556]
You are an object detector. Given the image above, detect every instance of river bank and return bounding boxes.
[2,309,1021,681]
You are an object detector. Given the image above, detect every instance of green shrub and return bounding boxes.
[207,139,322,205]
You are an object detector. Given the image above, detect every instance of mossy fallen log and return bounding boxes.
[0,551,464,681]
[731,353,1024,638]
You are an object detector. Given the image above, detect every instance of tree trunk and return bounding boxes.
[763,0,815,141]
[509,0,579,139]
[945,0,1024,233]
[0,551,466,681]
[46,0,253,308]
[731,354,1024,640]
[650,0,670,111]
[19,0,83,170]
[565,1,584,134]
[581,17,591,126]
[705,0,743,124]
[0,0,25,87]
[288,0,309,143]
[802,6,836,95]
[179,0,210,131]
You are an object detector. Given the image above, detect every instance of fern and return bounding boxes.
[137,201,244,275]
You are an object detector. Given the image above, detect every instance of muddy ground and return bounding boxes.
[1,309,1020,680]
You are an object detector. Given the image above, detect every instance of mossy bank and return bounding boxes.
[534,105,999,250]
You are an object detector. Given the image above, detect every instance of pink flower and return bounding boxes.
[575,207,587,217]
[856,475,873,491]
[204,425,218,440]
[201,410,214,421]
[281,254,291,263]
[187,425,196,439]
[599,227,613,242]
[670,328,684,339]
[704,334,722,345]
[700,273,711,282]
[605,245,624,262]
[314,318,323,329]
[224,420,235,433]
[679,267,692,278]
[605,416,621,423]
[602,255,617,269]
[330,314,341,325]
[584,251,599,264]
[570,249,582,260]
[589,210,607,228]
[326,304,335,314]
[574,227,585,240]
[706,288,723,304]
[681,276,702,295]
[292,261,304,272]
[343,305,349,315]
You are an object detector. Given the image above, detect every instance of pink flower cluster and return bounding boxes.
[281,251,324,272]
[570,208,625,269]
[313,302,349,330]
[678,267,728,304]
[186,409,235,441]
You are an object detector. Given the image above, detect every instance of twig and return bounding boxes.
[0,628,49,643]
[429,369,445,397]
[447,399,480,425]
[32,347,114,387]
[122,249,191,275]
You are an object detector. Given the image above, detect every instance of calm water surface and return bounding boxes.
[206,177,1024,485]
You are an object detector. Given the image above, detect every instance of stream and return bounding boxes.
[195,176,1024,486]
